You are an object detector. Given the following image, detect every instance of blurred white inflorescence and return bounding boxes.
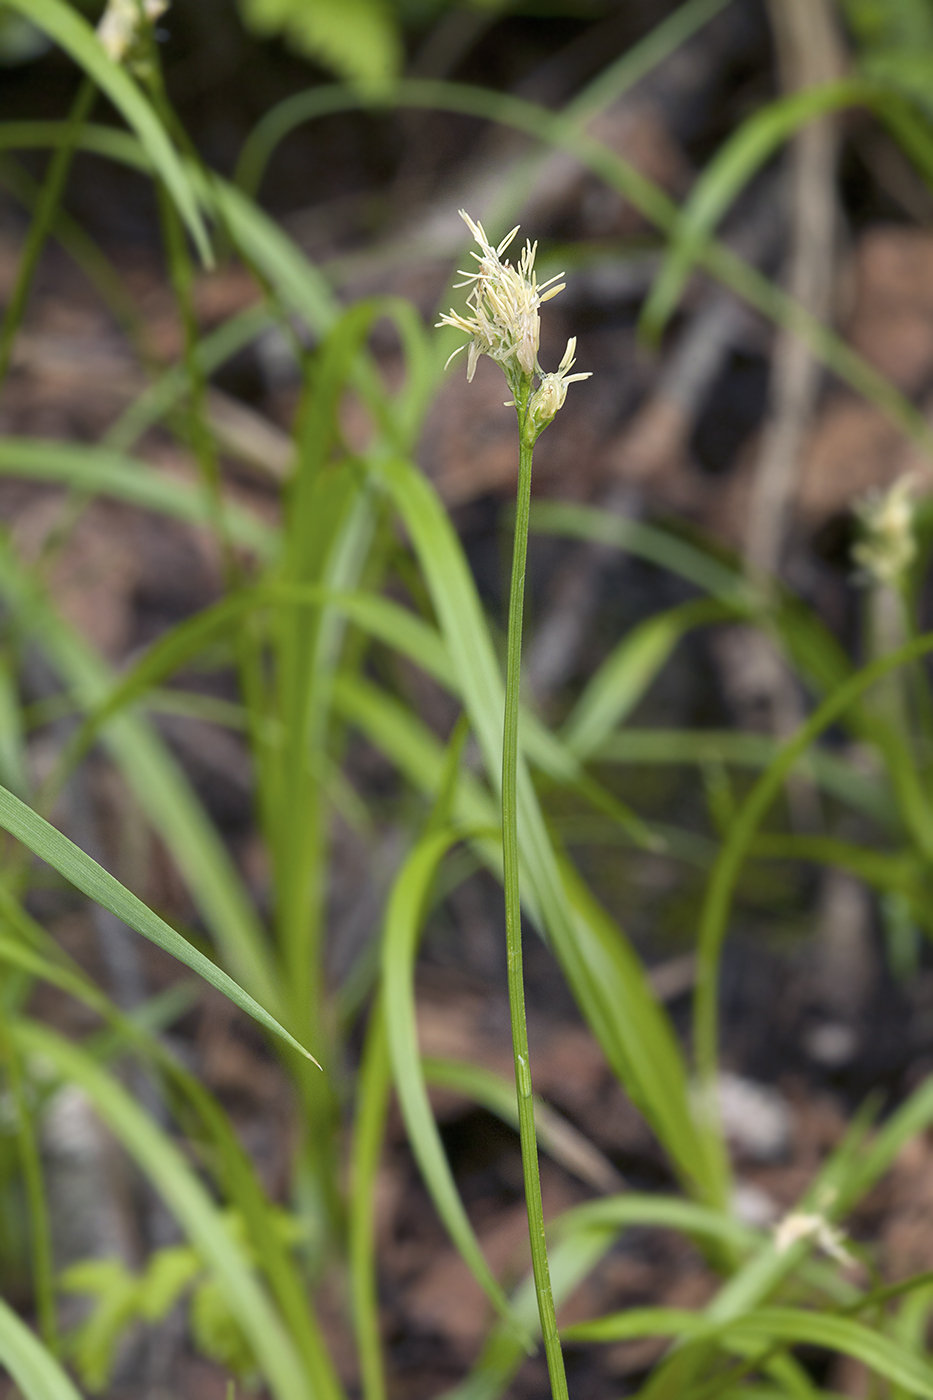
[97,0,168,66]
[852,473,918,587]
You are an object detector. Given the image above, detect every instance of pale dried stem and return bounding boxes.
[745,0,845,578]
[737,0,846,830]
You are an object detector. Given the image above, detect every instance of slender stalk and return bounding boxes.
[502,400,569,1400]
[349,997,391,1400]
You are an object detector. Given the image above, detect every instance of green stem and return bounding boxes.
[502,410,568,1400]
[349,996,391,1400]
[0,77,95,392]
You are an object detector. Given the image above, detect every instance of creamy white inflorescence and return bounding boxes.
[773,1210,853,1267]
[852,472,918,587]
[97,0,168,65]
[437,210,590,431]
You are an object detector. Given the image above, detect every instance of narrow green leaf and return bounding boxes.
[0,438,276,558]
[0,1295,82,1400]
[422,1056,623,1194]
[750,833,920,896]
[891,1281,933,1400]
[1,0,210,263]
[376,455,717,1205]
[0,543,281,1012]
[562,1304,933,1400]
[554,1194,756,1252]
[238,0,401,88]
[562,599,729,759]
[528,501,751,605]
[593,728,894,827]
[639,78,872,341]
[349,997,391,1400]
[563,1305,708,1344]
[0,784,317,1066]
[12,1021,312,1400]
[723,1308,933,1399]
[841,1072,933,1212]
[694,632,933,1095]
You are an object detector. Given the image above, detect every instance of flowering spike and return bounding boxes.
[437,210,589,439]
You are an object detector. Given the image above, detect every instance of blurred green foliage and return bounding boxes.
[0,7,50,63]
[61,1210,305,1390]
[237,0,404,88]
[234,0,519,87]
[844,0,933,113]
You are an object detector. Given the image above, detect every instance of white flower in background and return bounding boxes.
[852,472,918,587]
[97,0,168,66]
[773,1210,853,1267]
[437,210,589,420]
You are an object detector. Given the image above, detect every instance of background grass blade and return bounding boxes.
[593,729,893,827]
[694,632,933,1097]
[0,542,281,1011]
[0,782,314,1064]
[349,997,392,1400]
[12,1021,313,1400]
[1,0,210,264]
[443,1229,617,1400]
[528,502,752,605]
[0,1296,83,1400]
[381,825,533,1345]
[422,1057,624,1194]
[639,78,872,341]
[721,1309,933,1399]
[377,454,719,1206]
[564,1305,933,1400]
[0,920,344,1400]
[0,439,276,558]
[563,1305,710,1344]
[562,599,731,760]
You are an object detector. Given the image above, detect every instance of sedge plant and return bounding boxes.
[437,209,590,1399]
[11,5,933,1400]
